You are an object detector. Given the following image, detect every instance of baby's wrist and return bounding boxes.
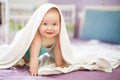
[30,56,39,59]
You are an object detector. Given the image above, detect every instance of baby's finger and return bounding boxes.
[31,73,38,76]
[30,73,33,76]
[30,73,34,76]
[36,74,38,76]
[34,73,38,76]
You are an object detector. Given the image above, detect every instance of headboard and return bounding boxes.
[79,6,120,44]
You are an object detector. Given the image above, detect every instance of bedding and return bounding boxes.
[0,66,120,80]
[72,39,120,69]
[37,39,120,75]
[0,39,120,80]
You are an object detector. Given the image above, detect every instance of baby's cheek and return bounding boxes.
[55,28,60,32]
[39,30,44,35]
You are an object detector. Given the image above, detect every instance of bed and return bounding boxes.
[0,39,120,80]
[0,6,120,80]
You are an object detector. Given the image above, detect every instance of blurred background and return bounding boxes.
[0,0,120,44]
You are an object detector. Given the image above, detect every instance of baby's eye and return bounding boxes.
[53,23,57,26]
[43,23,47,25]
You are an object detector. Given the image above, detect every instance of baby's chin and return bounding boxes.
[45,34,58,38]
[43,35,56,39]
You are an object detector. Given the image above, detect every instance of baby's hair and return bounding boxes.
[48,7,60,14]
[47,7,61,22]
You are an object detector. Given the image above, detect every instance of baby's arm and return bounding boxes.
[29,31,41,76]
[53,36,64,67]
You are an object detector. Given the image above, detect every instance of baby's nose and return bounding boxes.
[47,26,53,30]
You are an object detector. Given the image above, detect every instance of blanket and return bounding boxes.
[0,3,120,75]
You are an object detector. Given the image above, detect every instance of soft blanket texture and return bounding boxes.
[0,3,120,75]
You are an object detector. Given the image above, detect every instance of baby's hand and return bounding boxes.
[29,57,39,76]
[30,66,38,76]
[30,72,38,76]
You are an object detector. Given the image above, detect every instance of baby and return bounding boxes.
[24,7,64,76]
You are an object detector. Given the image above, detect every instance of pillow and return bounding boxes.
[80,9,120,44]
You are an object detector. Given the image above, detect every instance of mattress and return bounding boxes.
[0,39,120,80]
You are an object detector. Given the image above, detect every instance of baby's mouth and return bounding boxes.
[46,32,53,34]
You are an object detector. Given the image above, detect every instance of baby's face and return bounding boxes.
[39,8,61,38]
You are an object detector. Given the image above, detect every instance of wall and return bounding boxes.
[49,0,120,38]
[49,0,120,11]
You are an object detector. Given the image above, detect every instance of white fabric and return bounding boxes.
[0,3,120,75]
[38,41,120,75]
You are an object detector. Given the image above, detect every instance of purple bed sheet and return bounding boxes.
[0,39,120,80]
[0,66,120,80]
